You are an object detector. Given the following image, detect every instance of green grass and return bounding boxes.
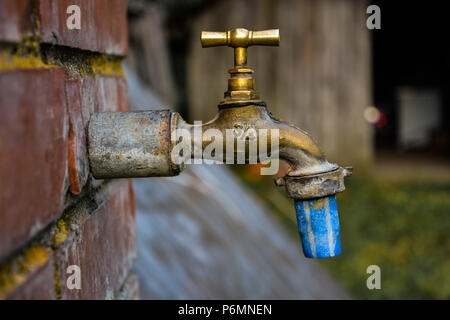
[232,166,450,299]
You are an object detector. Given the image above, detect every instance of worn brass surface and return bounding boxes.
[172,104,338,177]
[201,28,279,103]
[275,167,353,200]
[201,29,280,48]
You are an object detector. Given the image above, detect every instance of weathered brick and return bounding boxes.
[65,75,128,194]
[0,0,34,42]
[93,76,129,112]
[0,0,134,300]
[65,79,88,195]
[55,180,136,299]
[38,0,128,55]
[6,255,56,300]
[79,76,129,113]
[0,68,68,261]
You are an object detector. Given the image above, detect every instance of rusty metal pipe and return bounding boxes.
[88,110,182,179]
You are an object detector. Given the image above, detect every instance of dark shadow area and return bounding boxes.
[372,0,449,156]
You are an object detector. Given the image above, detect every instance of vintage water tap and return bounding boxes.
[88,28,352,258]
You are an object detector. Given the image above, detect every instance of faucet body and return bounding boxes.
[89,105,343,180]
[172,104,338,176]
[88,28,352,259]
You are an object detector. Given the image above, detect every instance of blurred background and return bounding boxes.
[126,0,449,299]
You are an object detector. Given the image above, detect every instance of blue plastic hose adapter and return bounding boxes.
[294,195,341,258]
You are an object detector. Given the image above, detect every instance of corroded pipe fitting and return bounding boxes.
[275,166,353,200]
[88,110,183,179]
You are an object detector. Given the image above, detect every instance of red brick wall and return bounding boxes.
[0,0,137,299]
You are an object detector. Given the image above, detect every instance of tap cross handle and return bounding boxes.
[201,28,279,66]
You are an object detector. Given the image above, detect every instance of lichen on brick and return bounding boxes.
[41,44,124,77]
[0,36,55,71]
[0,36,124,77]
[52,253,62,300]
[0,244,51,299]
[53,219,69,244]
[90,54,124,77]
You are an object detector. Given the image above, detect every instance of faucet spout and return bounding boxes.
[266,112,339,177]
[169,103,351,259]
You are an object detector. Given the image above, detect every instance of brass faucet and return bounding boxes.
[175,28,340,177]
[88,28,352,258]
